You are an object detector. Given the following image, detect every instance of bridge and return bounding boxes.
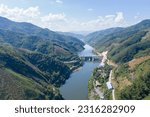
[80,55,102,62]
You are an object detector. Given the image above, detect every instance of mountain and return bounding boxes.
[0,67,63,100]
[0,16,44,35]
[0,44,72,99]
[86,20,150,63]
[115,59,150,100]
[85,27,124,43]
[0,16,85,100]
[0,16,84,56]
[87,19,150,100]
[57,31,85,40]
[0,16,85,68]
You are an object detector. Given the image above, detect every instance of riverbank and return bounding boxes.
[60,44,99,100]
[88,50,115,100]
[72,66,82,72]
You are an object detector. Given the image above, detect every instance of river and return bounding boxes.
[60,44,99,100]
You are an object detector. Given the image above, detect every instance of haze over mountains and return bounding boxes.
[57,31,85,41]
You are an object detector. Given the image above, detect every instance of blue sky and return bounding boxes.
[0,0,150,32]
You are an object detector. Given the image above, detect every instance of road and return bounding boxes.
[112,89,115,100]
[108,70,112,82]
[108,70,115,100]
[96,50,116,100]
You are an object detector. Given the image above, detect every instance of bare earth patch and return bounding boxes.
[128,56,150,69]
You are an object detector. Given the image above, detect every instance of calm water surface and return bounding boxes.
[60,45,99,100]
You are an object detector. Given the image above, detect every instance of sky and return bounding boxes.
[0,0,150,32]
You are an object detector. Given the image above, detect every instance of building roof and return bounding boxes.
[106,82,113,89]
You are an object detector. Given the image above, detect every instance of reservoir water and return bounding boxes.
[60,45,99,100]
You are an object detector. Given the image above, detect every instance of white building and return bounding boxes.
[106,82,113,90]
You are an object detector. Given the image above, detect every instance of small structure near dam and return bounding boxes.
[81,55,102,62]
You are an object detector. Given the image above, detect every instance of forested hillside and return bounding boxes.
[0,16,84,59]
[86,20,150,100]
[86,20,150,63]
[0,16,85,100]
[57,31,85,40]
[0,45,70,99]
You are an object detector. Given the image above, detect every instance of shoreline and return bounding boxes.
[88,50,117,100]
[72,66,82,72]
[61,45,99,100]
[88,50,108,100]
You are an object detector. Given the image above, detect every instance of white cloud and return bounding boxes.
[0,4,40,22]
[56,0,63,4]
[41,13,66,22]
[74,12,125,31]
[0,4,126,32]
[115,12,124,23]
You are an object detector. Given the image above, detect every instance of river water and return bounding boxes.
[60,44,99,100]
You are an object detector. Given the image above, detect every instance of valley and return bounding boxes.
[60,45,100,100]
[0,16,150,100]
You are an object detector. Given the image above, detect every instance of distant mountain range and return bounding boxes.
[57,31,85,40]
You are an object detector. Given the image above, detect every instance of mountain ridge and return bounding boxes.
[87,19,150,100]
[0,16,84,100]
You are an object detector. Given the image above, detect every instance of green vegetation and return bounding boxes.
[114,64,130,80]
[88,78,94,97]
[134,48,150,58]
[118,73,150,100]
[88,63,112,100]
[0,16,85,100]
[115,59,150,100]
[0,45,71,86]
[86,19,150,100]
[93,63,112,85]
[0,45,71,99]
[109,31,149,63]
[57,31,84,40]
[0,68,63,100]
[0,16,84,62]
[143,95,150,100]
[86,20,150,63]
